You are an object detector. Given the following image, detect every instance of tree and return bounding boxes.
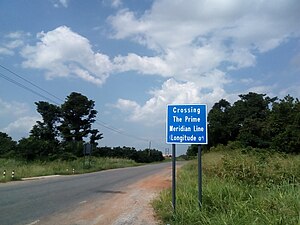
[186,144,198,157]
[267,95,300,153]
[59,92,101,156]
[208,99,232,147]
[29,101,61,158]
[31,101,60,141]
[237,118,269,148]
[230,92,275,148]
[90,129,103,147]
[0,132,16,157]
[59,92,97,142]
[17,137,47,161]
[133,149,164,163]
[206,92,299,153]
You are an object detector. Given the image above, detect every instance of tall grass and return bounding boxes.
[153,147,300,225]
[0,157,139,182]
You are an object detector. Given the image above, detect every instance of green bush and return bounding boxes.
[153,149,300,225]
[206,150,300,186]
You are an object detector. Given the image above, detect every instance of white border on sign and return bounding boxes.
[166,104,208,145]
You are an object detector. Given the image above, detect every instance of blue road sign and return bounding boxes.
[166,104,207,144]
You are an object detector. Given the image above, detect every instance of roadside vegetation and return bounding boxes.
[153,144,300,225]
[0,92,164,183]
[0,157,139,182]
[193,92,299,154]
[154,92,300,224]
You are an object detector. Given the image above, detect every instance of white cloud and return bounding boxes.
[111,0,122,8]
[113,53,171,76]
[102,0,122,9]
[0,98,30,116]
[21,26,112,85]
[279,85,300,98]
[2,116,41,137]
[290,53,300,70]
[0,98,37,139]
[0,31,28,55]
[109,0,300,123]
[0,47,13,56]
[0,98,38,139]
[53,0,69,8]
[246,85,276,97]
[227,48,256,70]
[164,45,226,81]
[115,79,201,125]
[5,39,24,49]
[5,31,29,39]
[59,0,69,7]
[15,1,300,126]
[115,75,228,125]
[109,0,300,73]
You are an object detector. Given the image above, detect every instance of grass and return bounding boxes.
[0,157,140,182]
[153,146,300,225]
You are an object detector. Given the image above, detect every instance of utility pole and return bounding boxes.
[148,141,151,156]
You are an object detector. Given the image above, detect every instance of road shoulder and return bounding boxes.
[39,165,173,225]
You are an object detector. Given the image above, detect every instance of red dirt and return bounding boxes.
[39,165,172,225]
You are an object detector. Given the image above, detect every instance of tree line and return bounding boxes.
[0,92,164,162]
[93,146,164,163]
[187,92,300,156]
[1,91,299,160]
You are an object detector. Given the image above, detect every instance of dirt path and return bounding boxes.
[40,165,172,225]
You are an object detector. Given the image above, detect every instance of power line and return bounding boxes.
[0,72,60,105]
[0,64,152,144]
[0,64,64,102]
[95,120,149,142]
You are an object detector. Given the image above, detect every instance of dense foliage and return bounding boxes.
[1,91,298,163]
[208,92,300,153]
[154,147,300,224]
[10,92,103,160]
[0,92,164,163]
[0,132,16,157]
[93,146,164,163]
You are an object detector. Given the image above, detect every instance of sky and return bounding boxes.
[0,0,300,155]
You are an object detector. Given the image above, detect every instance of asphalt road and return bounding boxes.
[0,162,173,225]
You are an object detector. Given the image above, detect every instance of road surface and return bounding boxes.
[0,162,173,225]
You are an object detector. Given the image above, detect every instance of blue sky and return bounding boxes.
[0,0,299,155]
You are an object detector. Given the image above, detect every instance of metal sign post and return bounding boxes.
[198,144,202,207]
[166,104,207,211]
[172,144,176,213]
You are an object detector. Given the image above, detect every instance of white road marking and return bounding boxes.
[79,200,87,204]
[25,219,40,225]
[22,175,61,181]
